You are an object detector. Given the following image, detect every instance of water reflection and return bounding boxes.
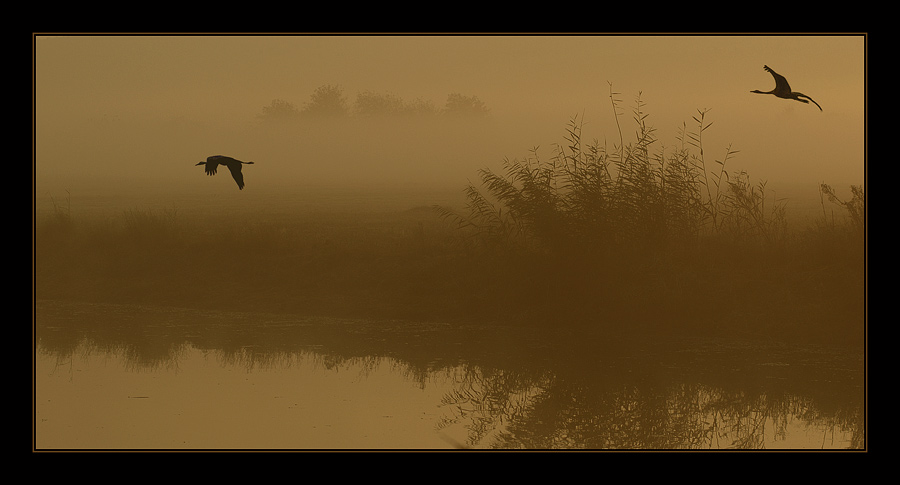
[439,369,862,449]
[34,300,864,450]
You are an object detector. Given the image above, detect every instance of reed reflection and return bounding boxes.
[35,300,863,450]
[438,368,863,449]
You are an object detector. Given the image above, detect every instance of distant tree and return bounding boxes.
[443,93,489,117]
[354,91,439,117]
[301,84,349,118]
[402,98,438,117]
[258,99,301,123]
[354,91,405,116]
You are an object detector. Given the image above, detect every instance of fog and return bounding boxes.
[34,34,865,207]
[34,36,867,450]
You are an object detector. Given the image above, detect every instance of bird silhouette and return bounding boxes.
[196,155,255,190]
[751,65,822,111]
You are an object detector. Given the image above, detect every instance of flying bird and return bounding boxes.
[751,65,822,111]
[196,155,255,190]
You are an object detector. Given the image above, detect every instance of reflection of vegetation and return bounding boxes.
[437,367,550,447]
[35,300,864,449]
[435,345,864,450]
[481,383,864,449]
[34,81,865,449]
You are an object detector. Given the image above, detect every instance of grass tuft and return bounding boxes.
[35,89,864,346]
[435,88,864,344]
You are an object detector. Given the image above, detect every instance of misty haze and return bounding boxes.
[34,34,865,450]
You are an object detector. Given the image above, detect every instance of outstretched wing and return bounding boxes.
[763,65,791,95]
[204,156,219,175]
[225,161,246,189]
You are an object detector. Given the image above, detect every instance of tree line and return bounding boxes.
[258,84,490,122]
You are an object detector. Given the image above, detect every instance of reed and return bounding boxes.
[122,207,179,241]
[437,92,762,253]
[37,191,74,239]
[819,183,865,236]
[436,89,864,341]
[34,90,864,344]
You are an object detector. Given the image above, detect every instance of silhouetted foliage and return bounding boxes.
[402,97,439,116]
[443,93,489,117]
[36,88,862,347]
[435,88,863,342]
[437,91,792,253]
[258,99,302,123]
[301,84,349,118]
[820,183,865,235]
[354,91,440,117]
[259,86,481,121]
[37,191,74,241]
[354,91,406,116]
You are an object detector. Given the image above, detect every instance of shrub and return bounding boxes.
[436,88,783,254]
[258,99,302,123]
[300,84,349,118]
[435,86,863,340]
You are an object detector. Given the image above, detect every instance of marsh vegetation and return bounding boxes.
[433,88,864,345]
[34,87,865,450]
[35,88,864,348]
[33,36,866,450]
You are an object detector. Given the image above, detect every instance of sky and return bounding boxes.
[33,34,866,205]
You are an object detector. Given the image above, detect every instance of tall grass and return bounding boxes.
[436,88,863,342]
[437,89,789,253]
[820,183,865,235]
[36,191,74,240]
[34,200,470,321]
[34,89,864,345]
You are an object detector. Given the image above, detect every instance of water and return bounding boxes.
[34,300,865,450]
[36,346,466,449]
